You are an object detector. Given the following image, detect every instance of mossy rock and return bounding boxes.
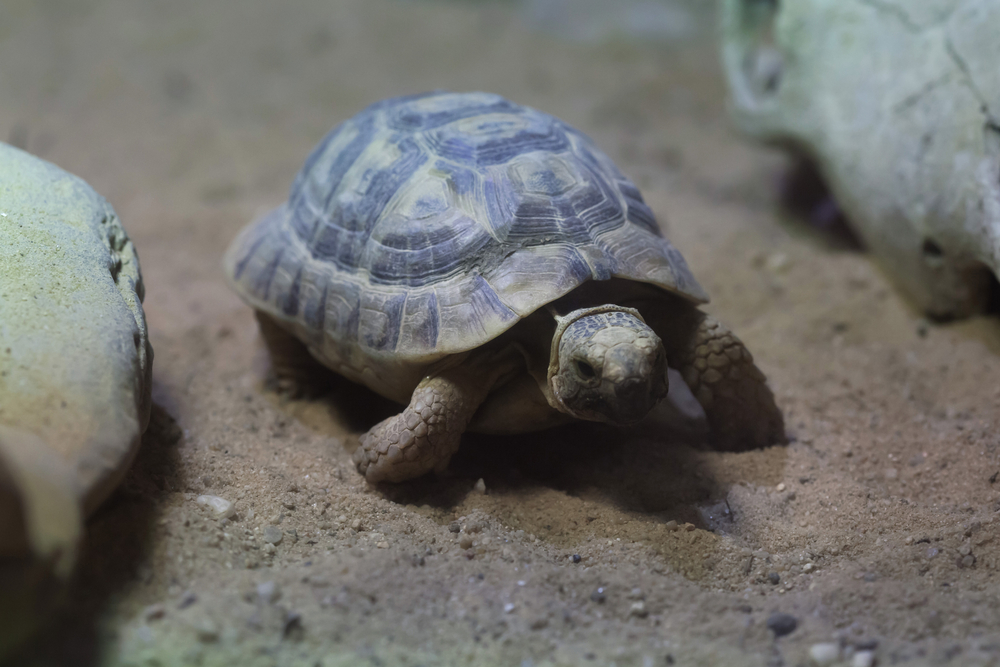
[0,142,152,655]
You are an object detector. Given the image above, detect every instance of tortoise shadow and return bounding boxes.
[378,401,786,529]
[5,398,186,666]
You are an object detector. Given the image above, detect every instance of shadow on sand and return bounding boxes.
[6,401,186,667]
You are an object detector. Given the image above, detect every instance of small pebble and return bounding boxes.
[177,591,197,610]
[529,617,548,630]
[196,495,234,518]
[571,554,582,564]
[472,478,486,494]
[590,587,606,604]
[767,572,781,585]
[776,483,786,492]
[766,612,798,637]
[143,603,166,621]
[808,643,840,666]
[628,601,648,618]
[628,587,644,600]
[504,603,515,613]
[257,580,281,604]
[283,611,304,640]
[459,535,474,549]
[765,252,791,273]
[448,522,461,533]
[351,518,362,531]
[263,526,283,545]
[194,618,219,643]
[852,650,876,667]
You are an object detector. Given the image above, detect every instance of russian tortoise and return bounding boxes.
[0,142,152,574]
[224,92,783,483]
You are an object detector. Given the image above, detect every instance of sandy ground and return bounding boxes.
[3,1,1000,665]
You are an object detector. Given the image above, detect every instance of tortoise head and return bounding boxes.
[547,306,668,425]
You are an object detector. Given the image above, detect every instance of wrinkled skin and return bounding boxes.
[549,308,668,425]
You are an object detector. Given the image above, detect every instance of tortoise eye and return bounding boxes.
[576,360,596,378]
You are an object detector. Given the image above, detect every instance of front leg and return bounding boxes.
[642,304,785,450]
[352,347,522,483]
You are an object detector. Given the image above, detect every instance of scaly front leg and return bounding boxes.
[640,304,785,449]
[352,347,522,483]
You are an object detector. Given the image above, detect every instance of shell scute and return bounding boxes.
[426,112,569,167]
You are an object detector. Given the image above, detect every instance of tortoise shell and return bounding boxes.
[224,92,707,363]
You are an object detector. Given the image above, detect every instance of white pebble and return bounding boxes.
[628,601,648,618]
[196,495,234,517]
[256,580,280,604]
[852,650,875,667]
[776,483,786,492]
[472,478,487,494]
[808,643,840,666]
[504,603,515,613]
[765,252,791,273]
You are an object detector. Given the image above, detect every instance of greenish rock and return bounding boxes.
[0,142,152,654]
[721,0,1000,319]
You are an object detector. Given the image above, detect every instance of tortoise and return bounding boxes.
[224,91,784,483]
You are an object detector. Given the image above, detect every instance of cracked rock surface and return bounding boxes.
[722,0,1000,320]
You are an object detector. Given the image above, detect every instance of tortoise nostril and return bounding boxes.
[576,360,596,378]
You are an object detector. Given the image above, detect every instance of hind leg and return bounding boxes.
[255,312,332,398]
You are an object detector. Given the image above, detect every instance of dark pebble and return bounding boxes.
[766,612,798,637]
[178,590,198,610]
[572,554,582,563]
[282,610,304,641]
[767,572,780,585]
[448,522,461,533]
